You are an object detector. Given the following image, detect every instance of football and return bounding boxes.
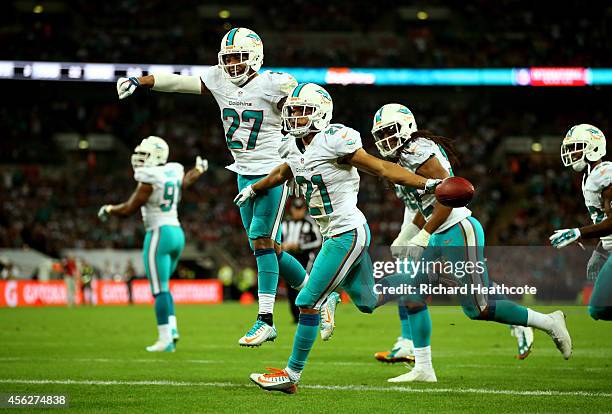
[435,176,475,207]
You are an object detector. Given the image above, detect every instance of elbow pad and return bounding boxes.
[152,74,201,94]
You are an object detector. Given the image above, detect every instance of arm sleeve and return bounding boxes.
[593,163,612,192]
[199,66,221,93]
[403,138,437,171]
[134,167,157,184]
[334,127,363,157]
[268,72,298,104]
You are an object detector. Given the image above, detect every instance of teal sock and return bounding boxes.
[287,313,320,373]
[154,292,170,325]
[408,306,432,348]
[255,248,279,296]
[398,306,412,340]
[167,293,175,317]
[277,251,307,288]
[490,300,529,325]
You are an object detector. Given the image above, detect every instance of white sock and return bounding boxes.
[294,273,310,291]
[169,315,177,333]
[527,309,553,332]
[258,293,275,315]
[158,324,172,343]
[285,366,301,383]
[414,346,433,371]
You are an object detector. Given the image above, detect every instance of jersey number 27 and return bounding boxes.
[223,108,263,150]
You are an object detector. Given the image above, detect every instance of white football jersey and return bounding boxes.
[201,66,297,175]
[280,124,367,237]
[395,137,471,234]
[582,161,612,250]
[134,162,185,231]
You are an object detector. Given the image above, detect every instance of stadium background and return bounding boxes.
[0,0,611,302]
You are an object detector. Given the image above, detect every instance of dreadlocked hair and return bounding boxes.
[408,129,460,168]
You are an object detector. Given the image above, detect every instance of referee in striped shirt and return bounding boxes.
[281,198,322,323]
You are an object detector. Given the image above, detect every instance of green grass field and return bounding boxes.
[0,303,611,413]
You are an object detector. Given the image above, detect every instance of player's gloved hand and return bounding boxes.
[98,205,112,222]
[549,228,580,249]
[287,179,303,198]
[587,241,609,281]
[404,229,431,261]
[390,223,420,258]
[424,178,442,194]
[116,77,140,100]
[195,156,208,173]
[234,184,256,207]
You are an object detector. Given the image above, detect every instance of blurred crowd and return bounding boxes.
[0,0,609,67]
[2,84,607,263]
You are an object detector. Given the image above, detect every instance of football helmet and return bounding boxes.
[371,103,418,158]
[131,136,169,168]
[282,83,333,137]
[562,124,606,172]
[218,28,263,85]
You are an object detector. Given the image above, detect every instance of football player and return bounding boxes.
[234,83,441,394]
[370,103,570,382]
[98,136,207,352]
[116,28,309,347]
[550,124,612,321]
[375,164,534,364]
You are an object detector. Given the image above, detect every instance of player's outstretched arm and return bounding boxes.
[183,156,208,190]
[98,183,153,221]
[344,148,440,192]
[116,74,209,100]
[233,163,293,207]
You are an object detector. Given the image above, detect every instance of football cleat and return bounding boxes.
[238,320,277,347]
[374,337,415,364]
[146,340,175,353]
[547,310,572,360]
[510,325,534,360]
[249,368,298,394]
[320,292,341,341]
[387,367,437,383]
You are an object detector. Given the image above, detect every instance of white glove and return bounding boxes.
[98,205,112,222]
[287,179,303,198]
[424,178,442,193]
[549,228,580,249]
[403,229,431,261]
[390,223,420,258]
[116,77,140,100]
[233,184,256,207]
[195,156,208,173]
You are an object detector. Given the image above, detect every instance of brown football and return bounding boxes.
[434,177,475,208]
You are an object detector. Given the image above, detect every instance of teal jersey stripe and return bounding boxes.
[226,28,238,46]
[292,83,307,97]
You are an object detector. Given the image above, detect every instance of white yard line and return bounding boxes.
[0,378,610,398]
[0,356,607,371]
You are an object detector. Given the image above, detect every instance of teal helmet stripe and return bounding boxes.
[226,28,239,46]
[292,83,307,97]
[375,107,383,123]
